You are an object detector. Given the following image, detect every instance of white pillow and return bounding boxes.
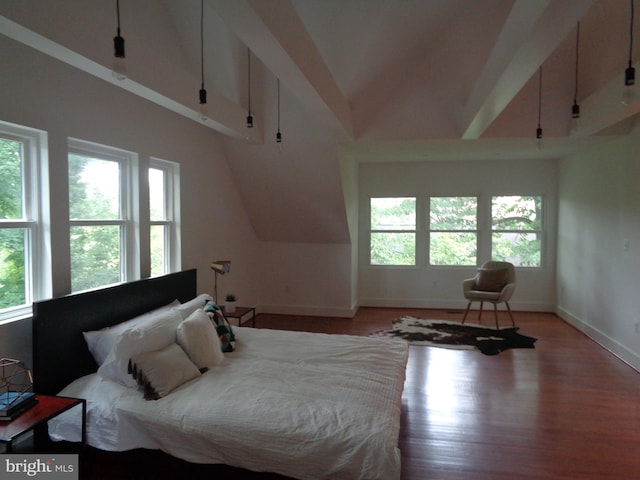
[175,293,213,320]
[83,300,180,366]
[177,309,224,369]
[129,343,201,400]
[97,308,184,387]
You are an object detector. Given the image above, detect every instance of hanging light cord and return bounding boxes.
[276,78,282,142]
[247,49,252,116]
[537,67,542,129]
[200,0,205,92]
[629,0,635,68]
[574,23,580,104]
[116,0,121,37]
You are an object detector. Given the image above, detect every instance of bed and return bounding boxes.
[32,270,409,480]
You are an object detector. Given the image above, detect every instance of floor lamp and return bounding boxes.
[210,260,231,304]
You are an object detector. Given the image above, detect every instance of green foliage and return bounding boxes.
[371,232,415,265]
[68,154,122,291]
[491,196,542,266]
[370,195,543,267]
[430,196,476,230]
[0,139,25,309]
[370,198,416,265]
[430,232,476,266]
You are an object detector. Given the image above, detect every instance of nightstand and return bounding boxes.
[0,395,86,453]
[221,306,256,327]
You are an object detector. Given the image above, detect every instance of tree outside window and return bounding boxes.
[370,197,416,266]
[0,137,26,309]
[492,195,542,267]
[429,196,477,266]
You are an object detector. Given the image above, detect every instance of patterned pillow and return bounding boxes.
[129,343,201,400]
[204,301,235,352]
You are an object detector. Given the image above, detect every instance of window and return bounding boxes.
[429,196,477,266]
[68,139,139,292]
[0,121,50,321]
[149,158,180,277]
[370,197,416,265]
[492,195,542,267]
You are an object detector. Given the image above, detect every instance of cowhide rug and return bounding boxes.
[370,317,537,355]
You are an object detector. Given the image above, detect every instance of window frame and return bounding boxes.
[369,196,417,266]
[490,194,544,268]
[148,157,181,276]
[428,195,478,267]
[0,121,51,323]
[68,138,140,292]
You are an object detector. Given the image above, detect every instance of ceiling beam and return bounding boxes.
[0,14,260,141]
[459,0,597,140]
[572,59,640,137]
[210,0,355,139]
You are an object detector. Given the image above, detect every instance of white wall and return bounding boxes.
[257,241,354,317]
[0,35,259,368]
[358,159,558,311]
[557,130,640,370]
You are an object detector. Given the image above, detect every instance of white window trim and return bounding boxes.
[369,196,417,267]
[68,138,140,291]
[149,157,181,275]
[0,122,51,324]
[428,196,479,267]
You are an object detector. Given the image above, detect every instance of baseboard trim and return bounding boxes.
[258,304,357,318]
[556,306,640,373]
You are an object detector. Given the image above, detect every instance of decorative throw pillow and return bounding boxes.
[204,301,235,352]
[97,308,184,387]
[129,343,201,400]
[83,299,180,366]
[476,268,508,292]
[176,309,225,370]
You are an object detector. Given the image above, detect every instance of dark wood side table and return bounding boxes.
[221,306,256,327]
[0,395,86,453]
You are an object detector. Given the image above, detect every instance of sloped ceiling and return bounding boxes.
[1,0,638,243]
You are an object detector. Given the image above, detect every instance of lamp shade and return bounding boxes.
[211,260,231,274]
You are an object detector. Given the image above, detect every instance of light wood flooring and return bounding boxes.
[255,308,640,479]
[60,308,640,479]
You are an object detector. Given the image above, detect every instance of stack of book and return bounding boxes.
[0,391,38,421]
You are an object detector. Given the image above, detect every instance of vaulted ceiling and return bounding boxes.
[1,0,638,243]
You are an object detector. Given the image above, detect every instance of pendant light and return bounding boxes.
[112,0,126,80]
[622,0,636,106]
[198,0,207,121]
[536,67,543,149]
[276,78,282,143]
[247,48,254,128]
[570,23,581,133]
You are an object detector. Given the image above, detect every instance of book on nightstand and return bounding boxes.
[0,392,38,421]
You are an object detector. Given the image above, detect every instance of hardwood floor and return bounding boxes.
[256,308,640,479]
[57,308,640,479]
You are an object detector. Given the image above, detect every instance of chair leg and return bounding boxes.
[477,301,484,323]
[462,301,472,324]
[505,302,515,326]
[493,304,499,329]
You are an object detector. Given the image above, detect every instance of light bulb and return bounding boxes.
[569,103,581,134]
[112,34,126,81]
[199,88,208,121]
[622,85,636,106]
[112,58,127,81]
[536,127,544,150]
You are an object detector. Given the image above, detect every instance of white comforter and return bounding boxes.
[49,327,409,480]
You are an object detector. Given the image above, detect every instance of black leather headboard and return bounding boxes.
[32,269,197,395]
